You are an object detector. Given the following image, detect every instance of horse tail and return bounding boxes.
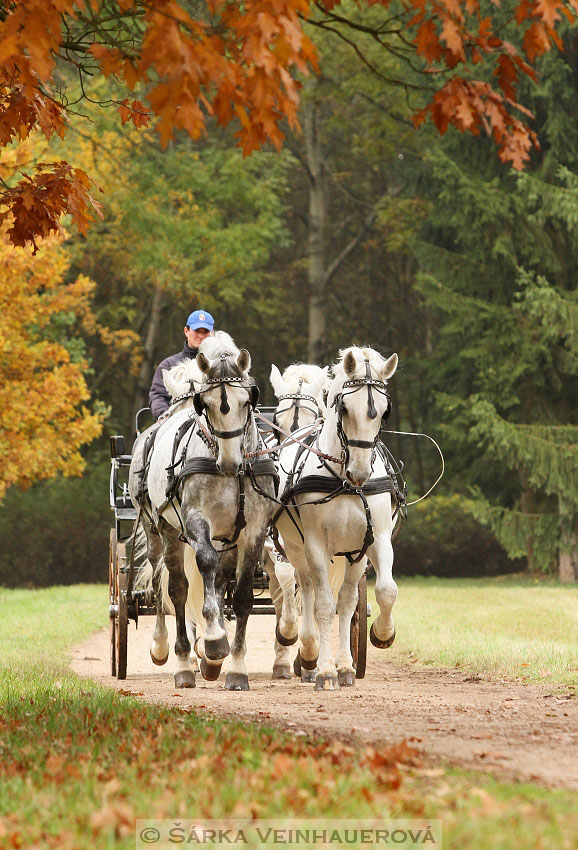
[131,524,155,592]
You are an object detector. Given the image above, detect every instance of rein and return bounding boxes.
[251,412,340,464]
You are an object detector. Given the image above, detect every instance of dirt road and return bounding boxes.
[71,614,578,791]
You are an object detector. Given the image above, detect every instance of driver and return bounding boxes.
[149,309,215,420]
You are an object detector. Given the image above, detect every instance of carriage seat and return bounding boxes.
[256,406,275,436]
[110,435,132,465]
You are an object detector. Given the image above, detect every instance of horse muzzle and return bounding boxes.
[216,459,242,477]
[345,466,370,488]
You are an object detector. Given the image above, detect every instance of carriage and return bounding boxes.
[108,405,370,682]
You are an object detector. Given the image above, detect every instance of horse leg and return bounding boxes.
[368,534,397,648]
[335,558,366,686]
[196,546,235,682]
[274,552,299,648]
[148,531,170,666]
[185,619,199,672]
[184,512,230,663]
[284,542,320,683]
[263,548,296,679]
[160,520,196,688]
[225,538,263,691]
[303,537,338,690]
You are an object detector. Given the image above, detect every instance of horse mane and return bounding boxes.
[198,330,253,382]
[199,331,239,360]
[282,363,327,387]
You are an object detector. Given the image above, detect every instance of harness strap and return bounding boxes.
[134,425,160,501]
[165,417,197,495]
[288,474,397,499]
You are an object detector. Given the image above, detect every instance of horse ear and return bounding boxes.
[237,348,251,373]
[162,369,181,399]
[197,352,211,374]
[269,364,285,397]
[343,351,357,376]
[381,353,398,381]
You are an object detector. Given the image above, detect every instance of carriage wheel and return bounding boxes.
[115,542,129,680]
[109,528,117,677]
[350,573,368,679]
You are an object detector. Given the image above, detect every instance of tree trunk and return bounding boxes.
[519,473,536,572]
[304,98,327,364]
[133,286,166,423]
[559,497,578,582]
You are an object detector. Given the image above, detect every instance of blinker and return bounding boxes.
[193,393,204,417]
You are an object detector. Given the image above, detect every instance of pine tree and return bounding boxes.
[414,35,578,578]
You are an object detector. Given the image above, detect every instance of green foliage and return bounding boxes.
[470,494,561,571]
[394,495,521,578]
[414,112,578,574]
[0,463,110,587]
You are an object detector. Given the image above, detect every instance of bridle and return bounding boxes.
[193,354,259,444]
[331,358,391,470]
[272,378,323,437]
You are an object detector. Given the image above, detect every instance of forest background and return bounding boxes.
[1,1,577,586]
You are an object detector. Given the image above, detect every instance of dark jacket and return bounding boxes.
[149,343,199,420]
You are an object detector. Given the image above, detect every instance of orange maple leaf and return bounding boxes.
[416,20,443,63]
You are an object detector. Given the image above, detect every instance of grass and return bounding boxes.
[0,582,577,849]
[371,576,578,687]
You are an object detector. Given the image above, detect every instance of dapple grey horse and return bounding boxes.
[129,332,276,690]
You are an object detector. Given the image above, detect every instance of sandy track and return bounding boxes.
[71,614,578,791]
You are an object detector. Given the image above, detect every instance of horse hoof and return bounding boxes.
[200,658,222,681]
[293,653,301,677]
[275,623,298,647]
[315,673,339,691]
[299,650,318,671]
[301,669,317,684]
[225,672,249,691]
[338,669,356,687]
[150,649,169,666]
[272,664,292,680]
[204,635,230,661]
[174,670,196,688]
[370,623,396,649]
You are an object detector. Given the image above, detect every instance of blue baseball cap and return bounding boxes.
[186,309,214,330]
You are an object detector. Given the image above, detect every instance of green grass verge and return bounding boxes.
[373,576,578,686]
[0,583,577,850]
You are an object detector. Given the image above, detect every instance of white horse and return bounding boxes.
[264,362,328,679]
[269,362,328,437]
[129,332,276,690]
[273,346,399,690]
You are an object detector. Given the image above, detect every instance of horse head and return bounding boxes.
[269,362,328,435]
[195,333,258,476]
[328,346,397,487]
